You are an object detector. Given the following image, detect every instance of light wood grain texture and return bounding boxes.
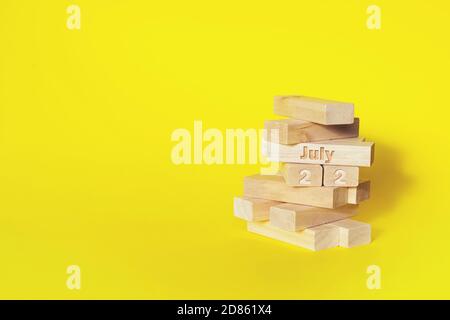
[264,118,359,145]
[269,203,357,231]
[283,163,323,187]
[243,174,348,209]
[323,165,359,187]
[263,138,374,167]
[274,96,354,125]
[329,219,371,248]
[347,180,371,204]
[247,221,340,251]
[233,196,282,222]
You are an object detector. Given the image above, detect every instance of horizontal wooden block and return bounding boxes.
[264,138,374,167]
[323,165,359,187]
[329,219,371,248]
[264,118,359,145]
[347,180,370,204]
[283,163,323,187]
[274,96,354,125]
[243,174,348,209]
[248,221,340,251]
[270,203,357,231]
[233,196,282,222]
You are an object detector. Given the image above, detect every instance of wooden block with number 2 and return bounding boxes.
[323,165,359,187]
[283,163,323,187]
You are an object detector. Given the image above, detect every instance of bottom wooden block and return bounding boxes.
[269,203,357,231]
[247,219,371,251]
[329,219,371,248]
[247,221,339,251]
[234,196,281,222]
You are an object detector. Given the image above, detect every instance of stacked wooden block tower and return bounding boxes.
[234,95,374,251]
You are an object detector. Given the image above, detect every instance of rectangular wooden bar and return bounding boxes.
[269,203,357,231]
[347,180,371,204]
[329,219,371,248]
[264,118,359,145]
[243,174,348,209]
[263,138,374,167]
[323,165,359,187]
[274,96,354,125]
[282,163,323,187]
[247,221,340,251]
[233,196,282,222]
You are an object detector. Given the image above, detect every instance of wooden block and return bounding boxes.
[329,219,371,248]
[247,221,340,251]
[347,180,370,204]
[274,96,354,125]
[233,196,282,222]
[243,174,348,209]
[270,203,357,231]
[323,165,359,187]
[283,163,323,187]
[264,118,359,145]
[264,138,374,167]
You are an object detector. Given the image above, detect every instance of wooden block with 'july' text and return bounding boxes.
[347,180,371,204]
[263,138,374,167]
[243,174,348,209]
[269,203,357,231]
[323,165,359,187]
[233,196,282,222]
[264,118,359,145]
[247,221,340,251]
[283,163,323,187]
[329,219,371,248]
[274,95,354,125]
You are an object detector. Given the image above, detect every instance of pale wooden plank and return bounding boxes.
[269,203,357,231]
[263,138,374,167]
[274,95,354,125]
[264,118,359,145]
[243,174,348,209]
[247,221,340,251]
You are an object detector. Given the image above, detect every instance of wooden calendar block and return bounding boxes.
[263,138,374,167]
[247,221,340,251]
[269,203,357,231]
[329,219,371,248]
[243,174,348,209]
[323,165,359,187]
[264,118,359,145]
[283,163,323,187]
[274,95,354,125]
[233,196,282,222]
[347,180,371,204]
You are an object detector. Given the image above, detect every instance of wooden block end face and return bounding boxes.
[233,197,253,221]
[283,163,323,187]
[331,220,371,248]
[347,180,370,204]
[269,205,297,232]
[325,103,354,125]
[307,225,340,251]
[234,196,278,222]
[323,165,359,187]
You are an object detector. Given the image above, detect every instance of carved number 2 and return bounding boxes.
[299,169,312,185]
[334,169,347,185]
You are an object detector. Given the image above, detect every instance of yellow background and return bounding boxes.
[1,0,449,299]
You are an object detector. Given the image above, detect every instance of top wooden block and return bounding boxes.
[274,96,355,125]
